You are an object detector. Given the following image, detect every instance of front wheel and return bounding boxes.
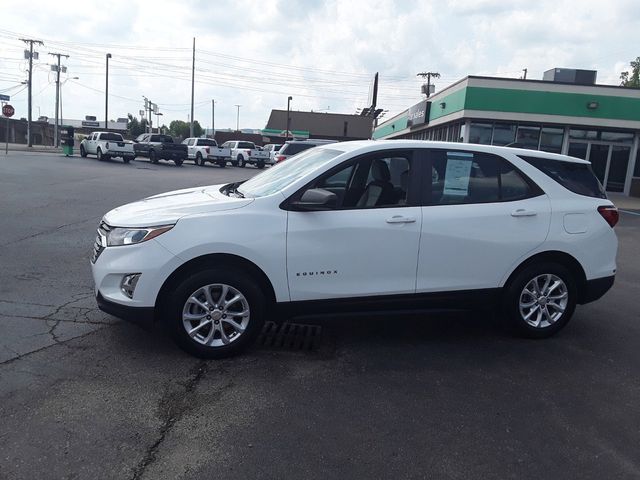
[80,145,87,157]
[167,268,266,358]
[123,156,132,164]
[503,262,577,338]
[257,160,265,169]
[149,150,158,164]
[217,160,226,168]
[196,152,204,166]
[97,148,104,161]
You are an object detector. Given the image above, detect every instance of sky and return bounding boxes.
[0,0,638,131]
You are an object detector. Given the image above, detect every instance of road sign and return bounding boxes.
[2,104,15,117]
[0,94,9,101]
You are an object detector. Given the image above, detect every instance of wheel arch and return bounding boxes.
[155,253,277,320]
[502,250,587,302]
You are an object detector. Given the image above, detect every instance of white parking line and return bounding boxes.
[619,209,640,216]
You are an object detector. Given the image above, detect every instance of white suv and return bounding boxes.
[91,140,618,358]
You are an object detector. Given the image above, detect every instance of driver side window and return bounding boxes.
[309,151,413,209]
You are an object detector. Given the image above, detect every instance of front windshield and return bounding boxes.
[238,147,343,197]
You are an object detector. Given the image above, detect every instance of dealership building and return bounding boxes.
[374,69,640,196]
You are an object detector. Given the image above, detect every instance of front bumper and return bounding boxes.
[579,275,615,304]
[97,291,155,325]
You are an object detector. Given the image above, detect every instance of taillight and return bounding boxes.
[205,147,210,154]
[105,142,109,149]
[246,150,251,155]
[276,155,286,162]
[598,205,619,228]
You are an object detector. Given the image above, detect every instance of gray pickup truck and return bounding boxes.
[133,134,188,166]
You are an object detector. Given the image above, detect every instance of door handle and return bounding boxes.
[511,209,537,217]
[386,215,416,224]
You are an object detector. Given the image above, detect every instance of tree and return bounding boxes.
[127,113,148,137]
[168,120,204,139]
[620,57,640,88]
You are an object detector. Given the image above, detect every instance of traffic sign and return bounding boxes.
[2,104,15,117]
[0,94,9,101]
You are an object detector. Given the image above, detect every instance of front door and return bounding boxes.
[286,150,423,301]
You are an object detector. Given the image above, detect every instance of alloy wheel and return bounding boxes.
[519,274,569,328]
[182,283,250,347]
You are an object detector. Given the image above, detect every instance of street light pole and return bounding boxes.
[286,96,292,142]
[156,112,163,133]
[235,104,241,132]
[105,53,112,130]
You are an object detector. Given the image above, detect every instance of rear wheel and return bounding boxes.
[503,262,577,338]
[257,160,265,169]
[237,155,246,168]
[174,159,184,166]
[123,156,131,164]
[196,152,204,166]
[149,150,158,164]
[167,268,266,358]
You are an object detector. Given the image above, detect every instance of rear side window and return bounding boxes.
[100,133,123,141]
[429,150,538,205]
[197,139,216,146]
[238,142,255,149]
[283,143,316,156]
[519,155,606,199]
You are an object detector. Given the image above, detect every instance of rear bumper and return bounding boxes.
[97,291,155,325]
[579,275,615,304]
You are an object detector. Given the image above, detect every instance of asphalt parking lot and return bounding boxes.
[1,151,640,480]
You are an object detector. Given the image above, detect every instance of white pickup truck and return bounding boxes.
[182,138,231,168]
[221,140,271,169]
[80,132,135,163]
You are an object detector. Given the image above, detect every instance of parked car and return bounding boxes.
[182,138,231,168]
[263,143,283,162]
[91,140,618,358]
[80,132,135,163]
[133,134,188,166]
[221,141,271,168]
[274,139,337,163]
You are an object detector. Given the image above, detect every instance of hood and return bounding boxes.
[103,184,253,227]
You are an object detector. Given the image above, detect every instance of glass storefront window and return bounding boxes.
[568,143,588,160]
[516,126,540,149]
[469,122,492,144]
[634,150,640,178]
[540,127,564,153]
[492,123,516,146]
[601,131,634,143]
[570,129,598,140]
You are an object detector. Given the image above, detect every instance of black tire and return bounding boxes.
[166,268,266,359]
[502,262,577,338]
[174,159,184,167]
[237,155,246,168]
[196,152,204,166]
[231,161,238,167]
[123,156,131,164]
[80,145,87,158]
[97,148,104,161]
[257,160,265,169]
[217,160,226,168]
[149,150,158,164]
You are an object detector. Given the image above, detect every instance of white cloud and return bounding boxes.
[0,0,638,130]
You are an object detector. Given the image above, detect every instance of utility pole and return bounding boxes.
[235,104,241,132]
[417,71,440,98]
[105,53,112,130]
[21,38,44,147]
[286,96,292,142]
[211,99,216,138]
[522,68,528,80]
[190,37,195,137]
[48,52,69,148]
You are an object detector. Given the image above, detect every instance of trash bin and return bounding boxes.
[60,126,75,156]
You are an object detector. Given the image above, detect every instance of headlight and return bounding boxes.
[106,225,174,246]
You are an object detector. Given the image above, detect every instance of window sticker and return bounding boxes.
[443,152,474,196]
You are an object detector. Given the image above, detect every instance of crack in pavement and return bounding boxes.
[130,361,214,480]
[0,216,100,247]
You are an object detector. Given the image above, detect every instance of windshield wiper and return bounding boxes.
[222,181,246,198]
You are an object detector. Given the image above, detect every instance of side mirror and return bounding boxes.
[290,188,337,211]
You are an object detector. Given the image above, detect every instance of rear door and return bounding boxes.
[417,148,551,292]
[286,149,423,301]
